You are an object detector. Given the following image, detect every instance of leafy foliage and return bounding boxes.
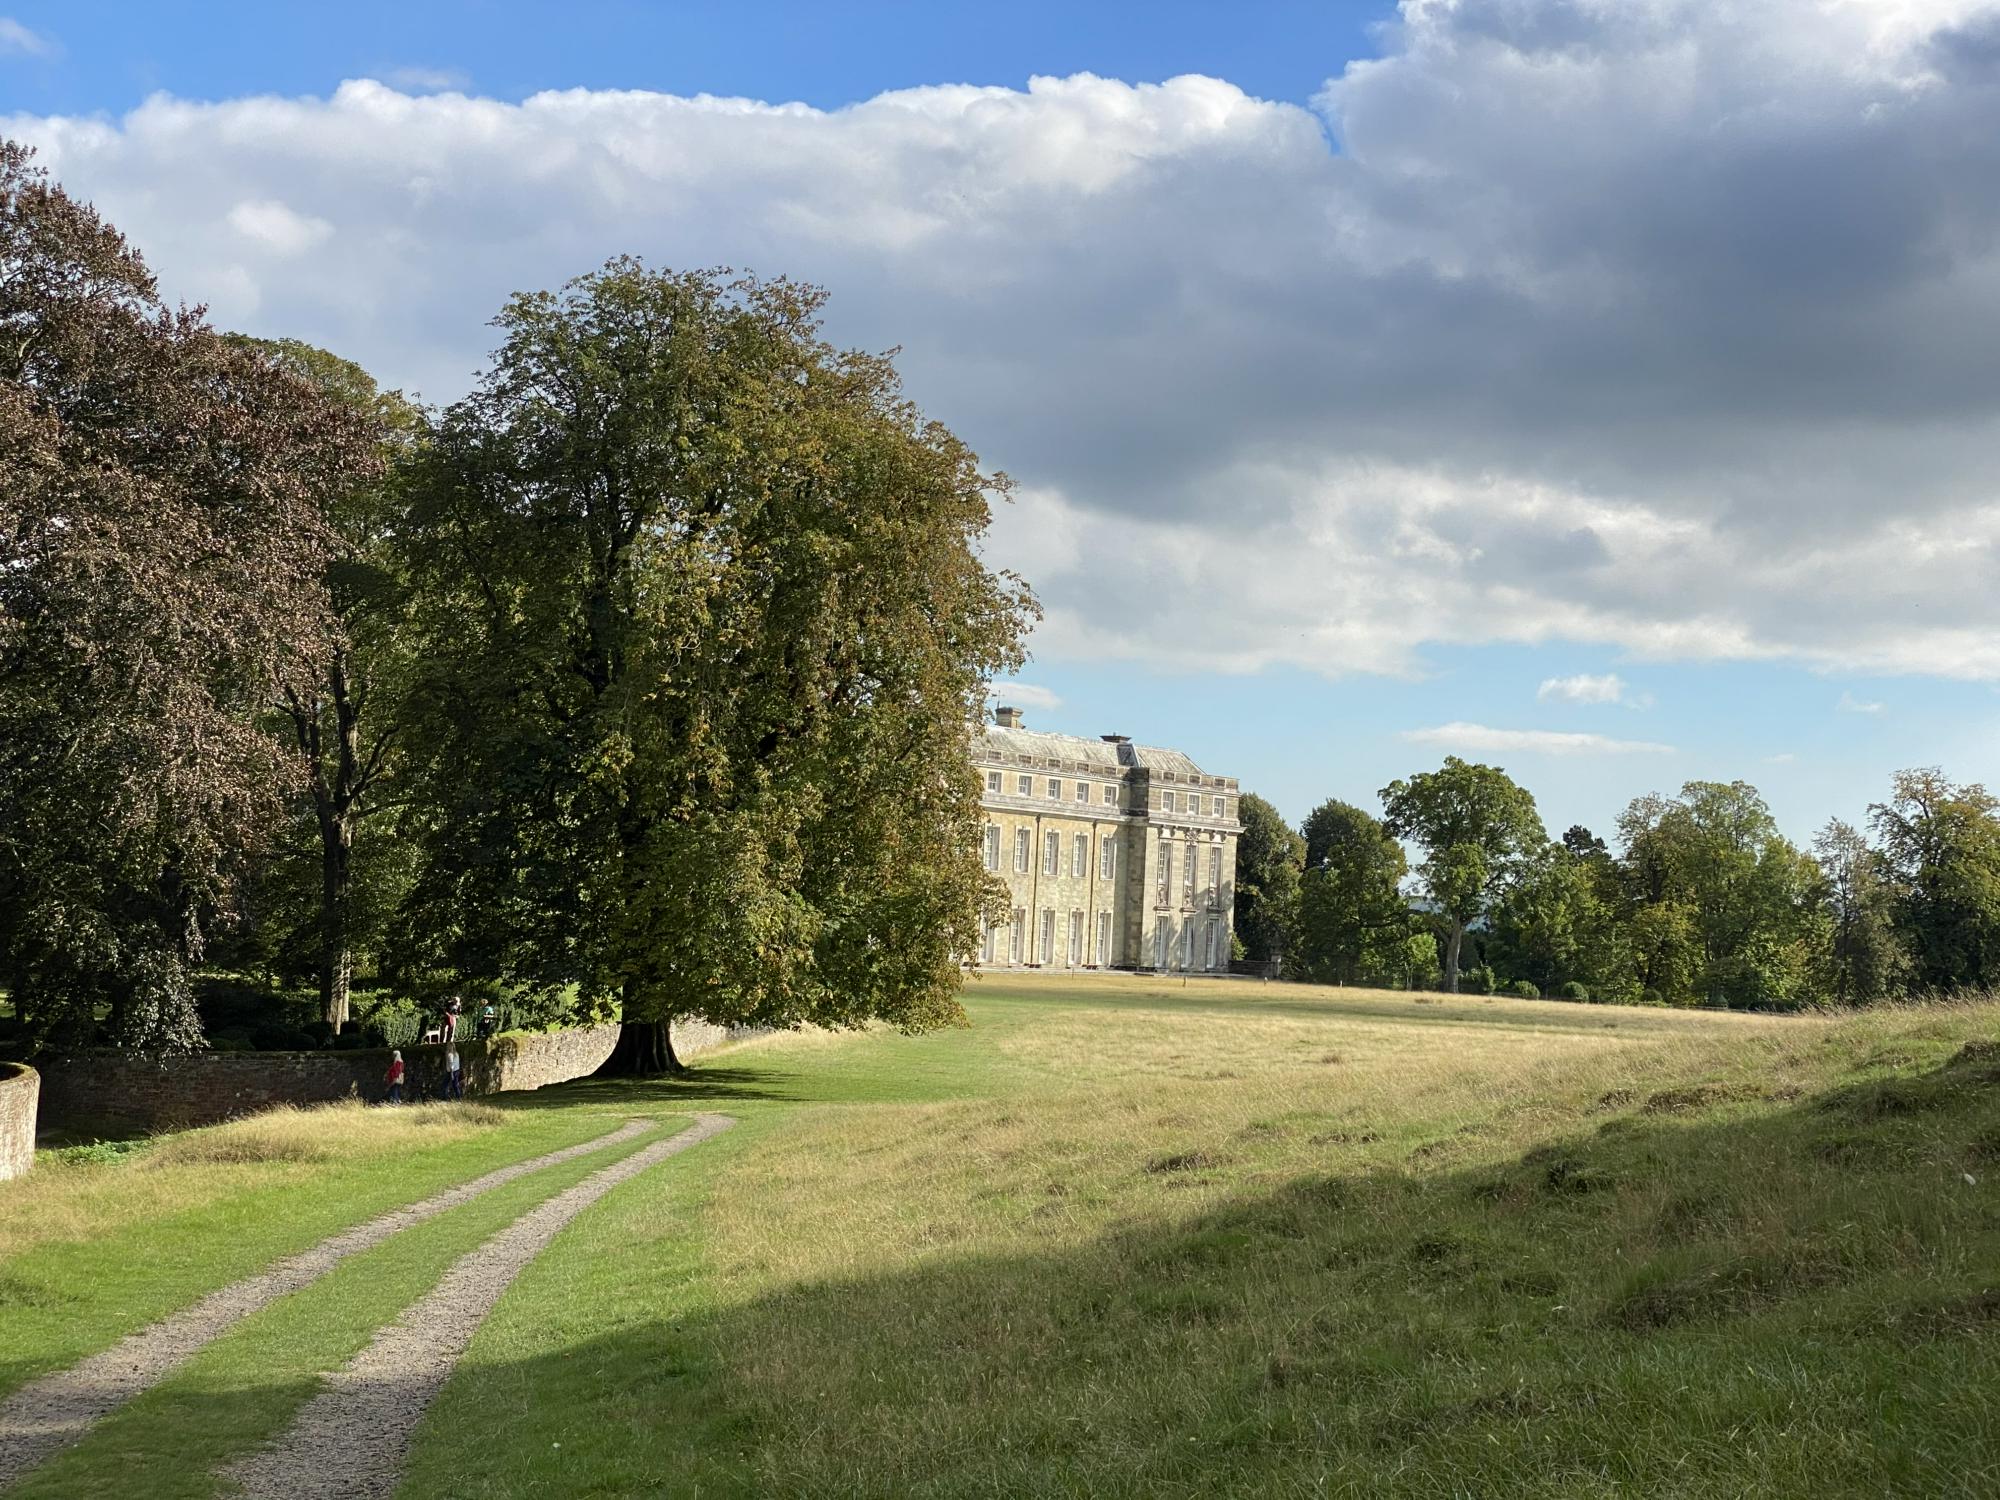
[390,263,1033,1063]
[1380,758,1545,992]
[0,143,377,1052]
[1232,794,1305,963]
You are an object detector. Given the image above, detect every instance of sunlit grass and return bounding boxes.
[413,974,2000,1498]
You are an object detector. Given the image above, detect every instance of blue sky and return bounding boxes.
[2,2,1386,114]
[8,0,2000,846]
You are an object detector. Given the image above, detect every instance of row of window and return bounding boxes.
[977,909,1227,970]
[1154,843,1225,904]
[979,769,1234,821]
[983,826,1118,880]
[985,770,1122,807]
[1156,790,1233,819]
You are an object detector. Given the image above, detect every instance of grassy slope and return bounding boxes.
[0,1101,631,1397]
[406,976,2000,1499]
[10,1118,684,1500]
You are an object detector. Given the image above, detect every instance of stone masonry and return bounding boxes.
[0,1062,37,1180]
[974,708,1241,973]
[33,1017,757,1135]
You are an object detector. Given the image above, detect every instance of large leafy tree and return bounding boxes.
[230,338,418,1029]
[0,144,375,1051]
[1870,768,2000,992]
[393,262,1033,1072]
[1232,794,1304,965]
[1291,799,1410,985]
[1808,817,1910,1005]
[1483,822,1634,1001]
[1615,781,1813,1007]
[1379,758,1545,992]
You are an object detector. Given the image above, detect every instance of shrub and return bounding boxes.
[1464,965,1496,996]
[1559,981,1590,1002]
[1638,988,1666,1007]
[1509,980,1541,1000]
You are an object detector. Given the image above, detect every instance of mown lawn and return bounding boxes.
[7,975,2000,1497]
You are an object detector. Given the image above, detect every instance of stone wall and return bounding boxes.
[0,1062,37,1180]
[35,1025,614,1135]
[34,1017,767,1136]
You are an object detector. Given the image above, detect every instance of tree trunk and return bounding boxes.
[593,1018,684,1077]
[318,810,353,1030]
[1444,920,1466,993]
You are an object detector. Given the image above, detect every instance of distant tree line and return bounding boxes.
[0,144,1034,1068]
[1234,756,2000,1009]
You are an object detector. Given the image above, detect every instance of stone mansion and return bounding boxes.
[974,707,1242,973]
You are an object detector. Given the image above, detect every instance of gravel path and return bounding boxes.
[221,1111,735,1500]
[0,1117,657,1489]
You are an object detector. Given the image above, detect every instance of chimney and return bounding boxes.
[994,706,1024,729]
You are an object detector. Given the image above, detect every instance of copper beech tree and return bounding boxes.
[0,143,380,1050]
[394,262,1035,1073]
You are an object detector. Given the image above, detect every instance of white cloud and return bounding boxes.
[13,4,2000,680]
[226,199,334,257]
[987,681,1063,713]
[1838,691,1886,713]
[0,18,53,57]
[1402,723,1676,757]
[1538,673,1626,705]
[1767,752,1799,763]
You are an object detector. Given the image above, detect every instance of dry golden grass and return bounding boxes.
[0,1100,507,1262]
[145,1099,505,1167]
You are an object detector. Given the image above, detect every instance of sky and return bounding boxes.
[7,0,2000,845]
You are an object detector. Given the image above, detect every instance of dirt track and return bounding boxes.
[0,1116,656,1488]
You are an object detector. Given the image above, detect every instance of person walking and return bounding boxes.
[384,1050,405,1105]
[442,994,462,1043]
[444,1044,463,1101]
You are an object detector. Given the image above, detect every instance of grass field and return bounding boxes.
[7,974,2000,1496]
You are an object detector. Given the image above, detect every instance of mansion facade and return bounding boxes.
[974,707,1241,973]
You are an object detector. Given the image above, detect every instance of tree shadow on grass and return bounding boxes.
[403,1044,2000,1498]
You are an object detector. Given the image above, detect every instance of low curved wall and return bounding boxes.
[0,1061,39,1180]
[35,1024,621,1135]
[33,1016,765,1135]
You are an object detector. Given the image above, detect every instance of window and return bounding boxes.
[1073,832,1088,878]
[1017,774,1033,795]
[1102,784,1117,806]
[1208,847,1221,896]
[1100,836,1116,881]
[1205,918,1220,970]
[1154,921,1168,969]
[1043,830,1060,876]
[981,920,996,964]
[1157,844,1173,903]
[1010,909,1025,964]
[1075,781,1089,803]
[984,826,1000,872]
[1182,921,1195,969]
[1068,910,1084,967]
[985,771,1001,793]
[1184,843,1197,901]
[1047,777,1062,799]
[1041,908,1057,964]
[1014,829,1030,873]
[1096,911,1112,967]
[1161,791,1176,814]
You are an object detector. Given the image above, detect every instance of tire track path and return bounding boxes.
[0,1117,658,1488]
[222,1112,734,1500]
